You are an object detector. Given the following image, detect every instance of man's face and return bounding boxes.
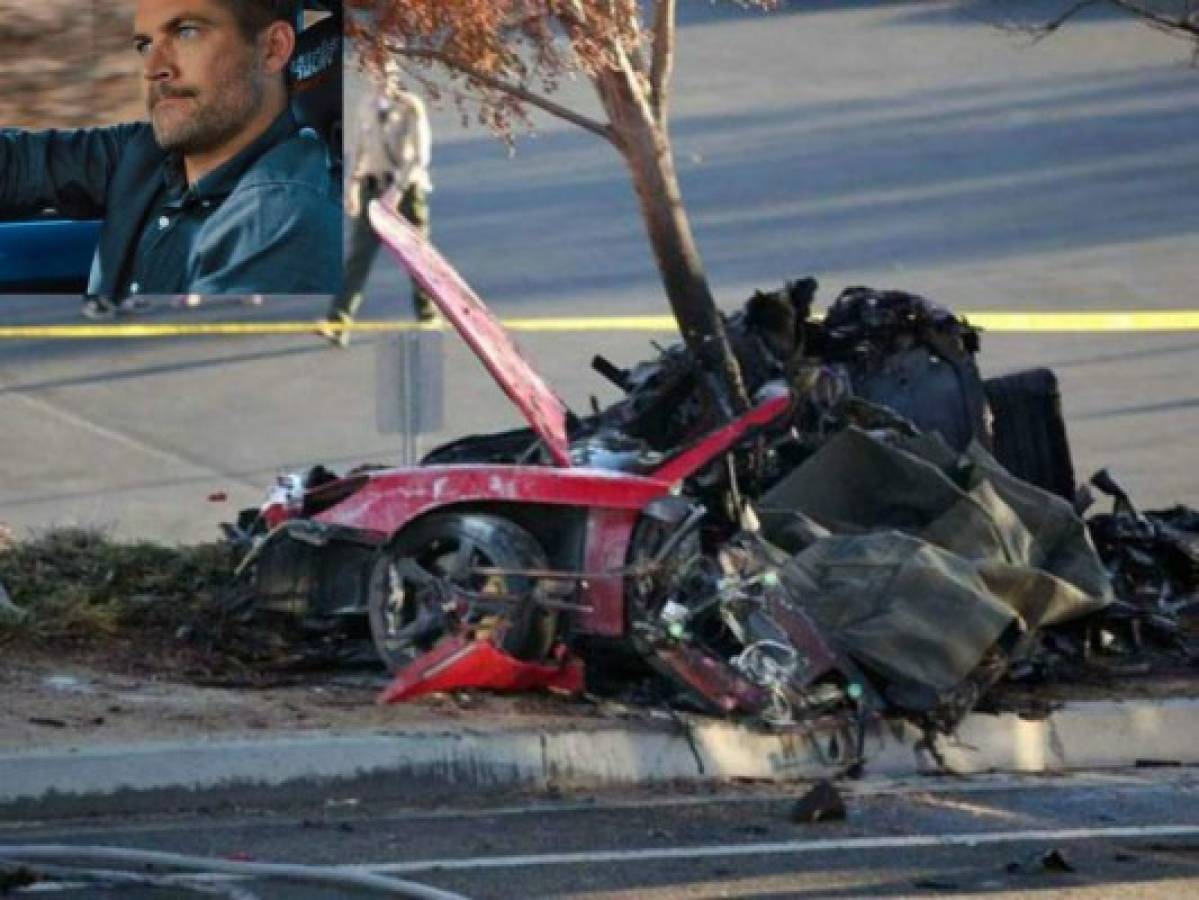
[134,0,267,155]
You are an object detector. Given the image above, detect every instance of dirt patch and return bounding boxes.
[987,668,1199,712]
[0,528,619,752]
[0,647,610,753]
[0,527,342,682]
[6,639,1199,755]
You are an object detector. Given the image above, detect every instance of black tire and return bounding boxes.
[368,513,557,672]
[984,368,1076,500]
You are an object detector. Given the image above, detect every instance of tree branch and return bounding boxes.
[1033,0,1103,37]
[612,37,662,131]
[650,0,677,123]
[394,46,618,144]
[1110,0,1199,36]
[1015,0,1199,41]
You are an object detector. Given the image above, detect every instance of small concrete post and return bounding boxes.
[376,328,444,465]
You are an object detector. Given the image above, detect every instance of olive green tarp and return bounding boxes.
[759,428,1112,695]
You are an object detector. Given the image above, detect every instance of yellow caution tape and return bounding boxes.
[481,312,1199,333]
[0,321,444,339]
[966,312,1199,332]
[497,316,679,332]
[2,311,1199,339]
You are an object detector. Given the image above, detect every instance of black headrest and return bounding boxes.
[290,10,342,164]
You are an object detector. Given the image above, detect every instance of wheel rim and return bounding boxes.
[371,520,541,671]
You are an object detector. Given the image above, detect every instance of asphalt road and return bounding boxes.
[1,0,1197,542]
[5,770,1199,898]
[401,0,1199,316]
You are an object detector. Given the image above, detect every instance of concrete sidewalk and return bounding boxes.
[4,698,1198,817]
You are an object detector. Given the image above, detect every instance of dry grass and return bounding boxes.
[0,527,369,683]
[0,527,246,670]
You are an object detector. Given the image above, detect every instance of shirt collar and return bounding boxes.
[162,108,300,202]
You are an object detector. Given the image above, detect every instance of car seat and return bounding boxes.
[291,1,343,169]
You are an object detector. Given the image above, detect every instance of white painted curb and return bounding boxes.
[2,700,1197,807]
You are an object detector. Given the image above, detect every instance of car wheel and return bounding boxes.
[368,512,556,672]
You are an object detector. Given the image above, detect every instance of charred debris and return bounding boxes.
[225,280,1199,740]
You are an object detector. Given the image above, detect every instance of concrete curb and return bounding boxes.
[3,699,1198,814]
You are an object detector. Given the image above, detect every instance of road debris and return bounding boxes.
[1039,848,1077,873]
[789,779,847,824]
[26,717,67,729]
[1006,847,1077,875]
[0,866,37,894]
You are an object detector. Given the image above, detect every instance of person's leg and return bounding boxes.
[399,185,435,321]
[327,178,383,322]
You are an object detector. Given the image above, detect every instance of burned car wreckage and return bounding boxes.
[226,202,1199,741]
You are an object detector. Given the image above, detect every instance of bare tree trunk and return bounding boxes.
[594,69,750,413]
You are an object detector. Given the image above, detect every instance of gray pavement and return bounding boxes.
[397,0,1199,314]
[7,770,1199,898]
[2,0,1197,542]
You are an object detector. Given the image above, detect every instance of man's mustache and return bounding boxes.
[149,87,197,108]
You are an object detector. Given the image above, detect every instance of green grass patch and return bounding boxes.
[0,527,365,680]
[0,527,239,652]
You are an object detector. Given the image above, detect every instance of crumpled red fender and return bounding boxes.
[377,635,585,704]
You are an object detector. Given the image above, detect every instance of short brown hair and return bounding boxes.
[215,0,298,44]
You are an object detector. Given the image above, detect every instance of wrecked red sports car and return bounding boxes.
[225,194,1195,741]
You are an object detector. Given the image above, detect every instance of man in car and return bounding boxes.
[0,0,340,306]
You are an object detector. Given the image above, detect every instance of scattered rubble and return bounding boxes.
[1005,848,1077,875]
[789,778,847,824]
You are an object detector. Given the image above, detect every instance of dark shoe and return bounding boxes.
[81,298,116,320]
[115,297,152,316]
[315,312,352,348]
[83,297,153,319]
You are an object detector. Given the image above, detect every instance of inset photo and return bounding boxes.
[0,0,343,300]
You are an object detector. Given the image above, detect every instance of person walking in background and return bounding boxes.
[320,67,432,348]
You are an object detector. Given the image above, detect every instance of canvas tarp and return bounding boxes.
[759,428,1113,694]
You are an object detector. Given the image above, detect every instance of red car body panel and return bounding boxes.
[311,464,672,534]
[578,506,641,635]
[370,197,573,467]
[650,390,793,484]
[378,636,586,704]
